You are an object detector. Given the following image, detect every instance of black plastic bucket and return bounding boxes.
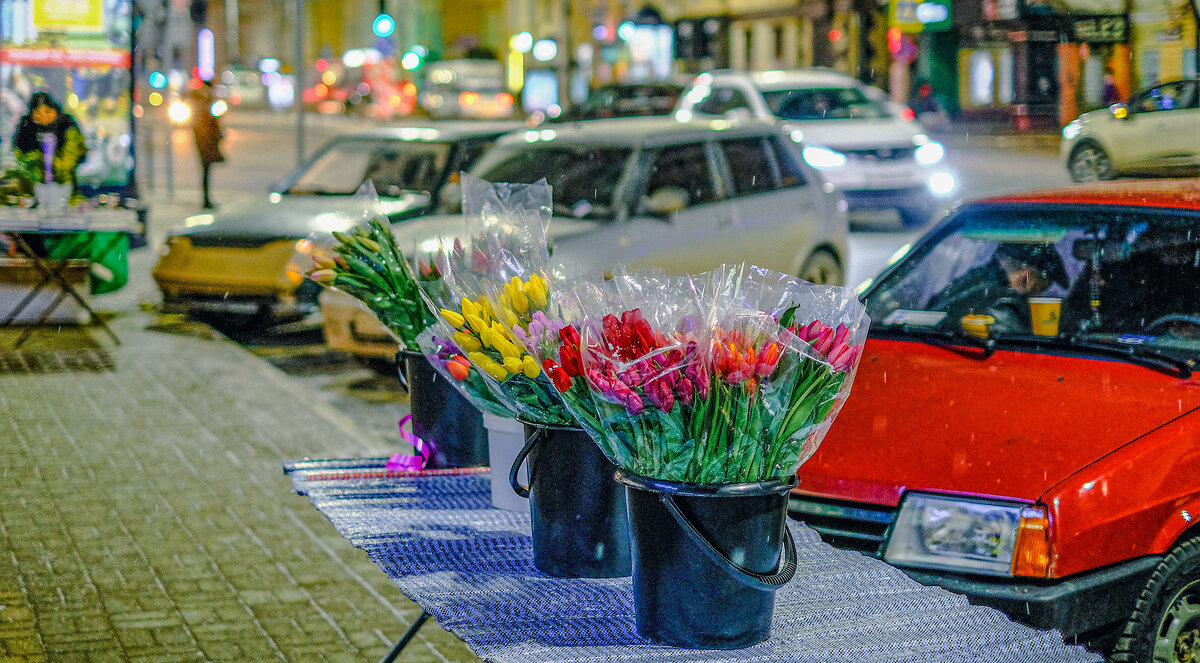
[399,351,488,469]
[615,470,798,649]
[509,419,631,578]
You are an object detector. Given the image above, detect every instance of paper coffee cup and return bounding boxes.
[960,314,995,339]
[1029,297,1062,336]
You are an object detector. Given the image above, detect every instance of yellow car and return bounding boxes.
[152,122,517,329]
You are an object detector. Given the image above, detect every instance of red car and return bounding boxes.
[792,180,1200,661]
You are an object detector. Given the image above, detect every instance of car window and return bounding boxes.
[768,137,808,188]
[475,144,631,220]
[1131,81,1198,112]
[642,142,719,210]
[719,138,775,196]
[694,87,751,115]
[865,207,1200,361]
[286,139,450,196]
[763,86,892,120]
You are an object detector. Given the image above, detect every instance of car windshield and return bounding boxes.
[473,144,631,220]
[764,87,891,120]
[865,206,1200,363]
[285,139,450,197]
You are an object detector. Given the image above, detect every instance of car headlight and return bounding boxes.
[802,146,847,169]
[1062,119,1082,140]
[914,141,945,165]
[883,493,1050,577]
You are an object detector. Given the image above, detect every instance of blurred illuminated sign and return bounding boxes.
[33,0,103,32]
[891,0,952,32]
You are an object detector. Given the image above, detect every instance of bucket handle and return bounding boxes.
[661,493,797,591]
[508,426,545,498]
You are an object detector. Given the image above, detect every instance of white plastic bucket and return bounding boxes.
[484,413,529,514]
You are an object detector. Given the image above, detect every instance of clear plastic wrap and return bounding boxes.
[305,182,435,352]
[413,327,514,419]
[560,264,869,484]
[424,176,575,426]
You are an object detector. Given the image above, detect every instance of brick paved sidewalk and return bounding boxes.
[0,249,483,661]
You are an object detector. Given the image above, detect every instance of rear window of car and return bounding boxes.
[286,139,451,196]
[763,87,891,121]
[474,145,631,220]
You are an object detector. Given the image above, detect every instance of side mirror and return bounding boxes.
[644,187,688,217]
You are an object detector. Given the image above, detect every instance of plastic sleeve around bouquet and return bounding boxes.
[414,328,514,418]
[422,176,574,426]
[568,264,870,485]
[305,182,435,352]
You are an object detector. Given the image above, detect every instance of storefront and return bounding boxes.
[1130,0,1198,88]
[956,0,1130,127]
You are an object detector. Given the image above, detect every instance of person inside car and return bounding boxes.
[929,242,1069,334]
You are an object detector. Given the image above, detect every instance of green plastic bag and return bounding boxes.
[44,231,129,294]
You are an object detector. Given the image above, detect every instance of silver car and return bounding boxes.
[322,116,850,358]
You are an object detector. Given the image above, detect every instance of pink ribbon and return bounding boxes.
[385,415,435,471]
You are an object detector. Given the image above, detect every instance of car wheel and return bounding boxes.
[1069,143,1117,182]
[799,249,844,286]
[1111,534,1200,662]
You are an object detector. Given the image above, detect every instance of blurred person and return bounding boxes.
[12,91,88,191]
[929,243,1068,334]
[190,80,224,209]
[1102,226,1200,334]
[1102,69,1121,106]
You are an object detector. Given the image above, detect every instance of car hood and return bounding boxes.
[173,193,431,244]
[795,338,1200,506]
[781,118,926,151]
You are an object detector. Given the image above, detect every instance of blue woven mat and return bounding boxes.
[288,462,1103,662]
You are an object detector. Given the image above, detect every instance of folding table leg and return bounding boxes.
[378,610,430,663]
[7,233,121,346]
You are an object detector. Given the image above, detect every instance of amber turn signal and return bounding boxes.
[1011,507,1051,577]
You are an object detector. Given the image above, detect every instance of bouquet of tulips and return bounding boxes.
[307,215,435,352]
[425,176,577,426]
[553,265,868,484]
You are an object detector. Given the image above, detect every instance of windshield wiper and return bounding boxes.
[878,324,996,359]
[1054,336,1194,379]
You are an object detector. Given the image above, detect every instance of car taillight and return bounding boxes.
[460,91,480,106]
[497,92,514,107]
[900,107,916,121]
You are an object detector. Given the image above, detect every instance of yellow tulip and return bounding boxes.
[440,309,465,329]
[521,355,541,378]
[308,268,336,285]
[469,352,508,381]
[454,331,482,352]
[311,254,337,270]
[503,356,524,374]
[465,314,488,334]
[508,286,530,314]
[461,297,480,318]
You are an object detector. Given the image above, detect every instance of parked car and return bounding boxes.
[152,122,518,330]
[549,82,684,123]
[1062,78,1200,182]
[321,116,849,360]
[421,59,515,120]
[675,68,956,227]
[789,179,1200,659]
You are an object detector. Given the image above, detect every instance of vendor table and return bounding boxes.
[284,458,1103,663]
[0,207,139,348]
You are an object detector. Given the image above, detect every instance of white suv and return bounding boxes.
[1061,78,1200,182]
[675,69,956,227]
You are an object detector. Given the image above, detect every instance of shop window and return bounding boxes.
[997,49,1014,104]
[969,51,995,105]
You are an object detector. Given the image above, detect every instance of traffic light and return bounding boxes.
[372,13,395,38]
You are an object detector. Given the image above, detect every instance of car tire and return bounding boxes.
[1069,142,1117,183]
[799,249,844,286]
[1110,534,1200,663]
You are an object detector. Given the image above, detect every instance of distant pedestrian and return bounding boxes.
[1102,70,1121,106]
[190,81,224,209]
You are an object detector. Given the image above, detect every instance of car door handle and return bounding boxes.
[716,217,732,227]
